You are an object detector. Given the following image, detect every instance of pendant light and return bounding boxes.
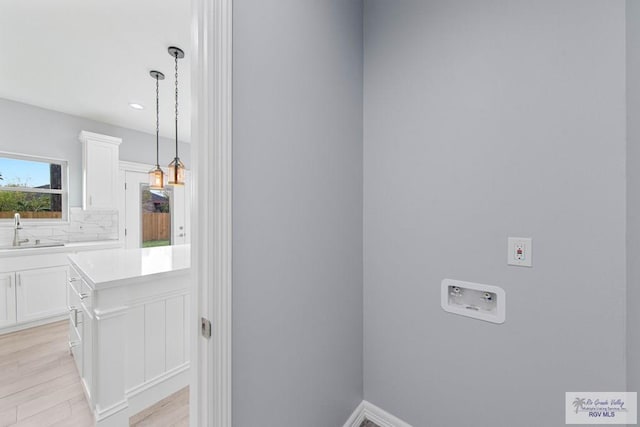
[148,70,165,189]
[167,46,186,186]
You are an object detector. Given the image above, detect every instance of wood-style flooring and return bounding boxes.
[129,388,188,427]
[0,320,189,427]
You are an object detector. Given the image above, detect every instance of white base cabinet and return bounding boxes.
[0,266,68,330]
[0,242,123,335]
[16,266,68,323]
[0,273,16,328]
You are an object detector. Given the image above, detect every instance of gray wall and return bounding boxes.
[232,0,364,426]
[0,98,190,207]
[363,1,627,426]
[628,0,640,395]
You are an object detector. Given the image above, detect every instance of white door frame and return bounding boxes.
[119,161,191,247]
[190,1,233,427]
[118,161,149,243]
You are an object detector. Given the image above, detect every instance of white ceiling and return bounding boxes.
[0,0,191,141]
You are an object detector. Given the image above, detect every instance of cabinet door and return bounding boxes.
[0,273,16,328]
[86,140,118,209]
[16,266,68,323]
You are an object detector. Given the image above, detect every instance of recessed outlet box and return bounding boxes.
[508,237,532,267]
[441,279,506,324]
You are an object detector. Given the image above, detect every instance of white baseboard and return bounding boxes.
[0,314,67,335]
[343,401,366,427]
[343,400,412,427]
[126,363,190,416]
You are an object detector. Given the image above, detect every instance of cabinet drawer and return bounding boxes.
[67,271,92,311]
[68,264,82,283]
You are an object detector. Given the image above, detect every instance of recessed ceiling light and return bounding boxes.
[129,103,144,110]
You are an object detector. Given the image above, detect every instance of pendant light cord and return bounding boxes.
[156,75,160,168]
[174,52,179,165]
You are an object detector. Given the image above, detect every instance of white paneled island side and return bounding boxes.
[67,245,191,427]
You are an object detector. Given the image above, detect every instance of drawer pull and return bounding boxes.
[68,307,80,327]
[79,293,89,300]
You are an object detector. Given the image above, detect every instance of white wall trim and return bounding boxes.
[126,363,190,417]
[344,401,413,427]
[119,160,152,173]
[95,398,128,421]
[343,401,366,427]
[126,362,190,399]
[127,288,189,308]
[92,305,128,321]
[79,131,123,146]
[190,0,233,426]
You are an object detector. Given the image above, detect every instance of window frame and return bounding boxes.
[0,151,69,224]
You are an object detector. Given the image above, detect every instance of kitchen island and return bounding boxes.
[67,244,191,427]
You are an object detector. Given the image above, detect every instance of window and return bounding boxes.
[0,153,68,221]
[140,185,172,248]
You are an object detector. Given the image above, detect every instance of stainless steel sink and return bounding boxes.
[0,242,65,250]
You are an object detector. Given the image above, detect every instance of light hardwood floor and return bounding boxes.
[129,388,188,427]
[0,321,188,427]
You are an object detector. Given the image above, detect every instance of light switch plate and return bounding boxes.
[508,237,532,267]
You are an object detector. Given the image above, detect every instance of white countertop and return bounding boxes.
[0,240,123,258]
[68,244,190,289]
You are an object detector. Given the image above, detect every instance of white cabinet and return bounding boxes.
[0,273,16,328]
[80,131,122,210]
[16,266,68,323]
[67,275,84,380]
[67,264,95,407]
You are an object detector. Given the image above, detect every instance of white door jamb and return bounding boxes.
[190,0,233,426]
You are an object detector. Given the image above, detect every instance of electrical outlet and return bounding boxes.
[508,237,532,267]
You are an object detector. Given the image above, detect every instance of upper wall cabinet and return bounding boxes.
[79,131,122,210]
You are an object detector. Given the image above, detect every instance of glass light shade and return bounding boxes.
[168,158,185,186]
[148,167,165,189]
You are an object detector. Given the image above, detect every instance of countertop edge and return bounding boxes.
[0,240,123,258]
[67,245,191,291]
[82,267,191,291]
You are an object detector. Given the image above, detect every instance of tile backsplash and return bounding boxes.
[0,208,119,244]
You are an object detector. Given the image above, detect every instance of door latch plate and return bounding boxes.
[201,317,212,339]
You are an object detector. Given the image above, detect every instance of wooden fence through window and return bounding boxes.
[142,213,171,242]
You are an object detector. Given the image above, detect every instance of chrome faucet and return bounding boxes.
[13,213,29,247]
